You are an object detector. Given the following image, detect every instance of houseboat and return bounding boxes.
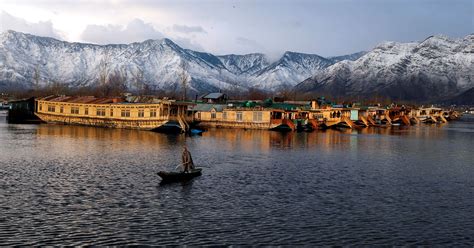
[35,96,192,132]
[7,97,43,124]
[414,107,445,123]
[190,103,297,131]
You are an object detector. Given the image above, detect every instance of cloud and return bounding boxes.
[235,36,264,50]
[172,24,207,34]
[79,18,206,51]
[173,36,205,51]
[80,18,165,44]
[0,11,62,39]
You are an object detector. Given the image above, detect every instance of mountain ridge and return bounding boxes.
[0,30,363,94]
[1,30,471,103]
[294,34,473,102]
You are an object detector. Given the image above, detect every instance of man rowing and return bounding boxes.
[181,146,195,173]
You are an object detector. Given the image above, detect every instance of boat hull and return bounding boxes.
[157,168,202,182]
[35,112,170,130]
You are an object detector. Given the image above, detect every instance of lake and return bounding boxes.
[0,111,473,245]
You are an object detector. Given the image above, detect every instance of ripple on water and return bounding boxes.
[0,116,474,245]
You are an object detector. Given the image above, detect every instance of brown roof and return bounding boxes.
[39,95,123,104]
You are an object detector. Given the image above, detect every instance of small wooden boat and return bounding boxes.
[157,168,202,182]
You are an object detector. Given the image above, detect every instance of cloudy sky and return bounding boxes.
[0,0,472,58]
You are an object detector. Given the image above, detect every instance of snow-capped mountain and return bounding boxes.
[328,51,367,63]
[295,34,474,102]
[252,52,334,90]
[0,30,361,94]
[217,53,269,75]
[0,30,241,94]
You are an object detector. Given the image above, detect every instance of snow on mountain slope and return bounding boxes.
[0,30,242,93]
[295,34,474,102]
[1,30,341,93]
[252,52,333,90]
[2,29,465,101]
[328,51,367,63]
[217,53,269,75]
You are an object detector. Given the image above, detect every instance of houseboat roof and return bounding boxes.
[191,103,226,112]
[38,95,122,104]
[38,95,194,106]
[420,107,442,110]
[8,97,36,103]
[269,103,300,111]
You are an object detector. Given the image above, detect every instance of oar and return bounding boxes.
[175,161,211,170]
[175,162,195,170]
[175,163,184,170]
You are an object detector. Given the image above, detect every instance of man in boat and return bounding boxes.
[181,146,195,173]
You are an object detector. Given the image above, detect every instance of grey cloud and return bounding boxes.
[0,11,62,39]
[80,18,165,44]
[172,24,207,34]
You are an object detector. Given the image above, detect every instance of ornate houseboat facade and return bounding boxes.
[190,103,297,131]
[33,95,461,133]
[35,96,191,132]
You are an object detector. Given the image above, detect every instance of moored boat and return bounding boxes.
[157,168,202,182]
[35,95,193,132]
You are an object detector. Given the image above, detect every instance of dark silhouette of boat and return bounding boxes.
[157,168,202,183]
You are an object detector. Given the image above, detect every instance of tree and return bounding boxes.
[133,67,147,95]
[33,64,40,91]
[179,60,190,100]
[246,87,270,100]
[99,70,128,97]
[98,52,111,89]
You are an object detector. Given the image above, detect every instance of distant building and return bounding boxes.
[202,93,227,104]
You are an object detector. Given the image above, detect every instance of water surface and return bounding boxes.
[0,111,473,245]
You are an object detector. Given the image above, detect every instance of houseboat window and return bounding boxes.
[96,108,106,116]
[110,109,113,117]
[313,113,323,119]
[170,107,177,116]
[60,106,64,113]
[161,106,168,116]
[236,112,243,121]
[150,109,157,117]
[138,109,144,117]
[85,108,88,115]
[273,112,282,119]
[71,107,79,115]
[121,109,130,117]
[253,111,262,122]
[223,112,227,120]
[211,112,216,119]
[48,105,55,112]
[39,104,42,111]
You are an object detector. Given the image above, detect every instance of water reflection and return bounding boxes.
[31,121,457,155]
[36,124,185,145]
